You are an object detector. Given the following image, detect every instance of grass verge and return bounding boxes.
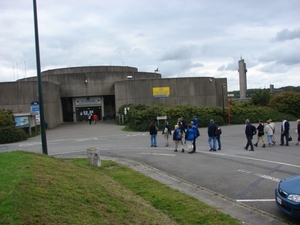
[0,151,242,225]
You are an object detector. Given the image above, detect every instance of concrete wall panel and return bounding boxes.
[0,81,62,128]
[114,77,227,111]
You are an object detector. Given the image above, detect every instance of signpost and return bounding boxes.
[156,116,167,127]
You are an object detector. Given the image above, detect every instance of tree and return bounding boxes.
[268,91,300,117]
[251,89,271,106]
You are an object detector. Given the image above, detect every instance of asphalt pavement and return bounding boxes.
[1,120,300,225]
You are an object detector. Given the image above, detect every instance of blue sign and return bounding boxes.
[31,101,39,105]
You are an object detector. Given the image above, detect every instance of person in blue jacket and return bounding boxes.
[191,121,200,152]
[185,123,195,154]
[192,116,199,127]
[173,125,184,152]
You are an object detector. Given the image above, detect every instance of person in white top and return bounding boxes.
[265,119,275,146]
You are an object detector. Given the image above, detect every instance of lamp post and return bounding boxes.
[33,0,48,155]
[221,84,226,123]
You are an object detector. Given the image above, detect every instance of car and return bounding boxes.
[275,174,300,218]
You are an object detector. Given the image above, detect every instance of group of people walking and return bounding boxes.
[149,116,222,154]
[244,118,300,151]
[149,116,300,153]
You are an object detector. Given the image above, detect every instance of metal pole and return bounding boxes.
[33,0,48,155]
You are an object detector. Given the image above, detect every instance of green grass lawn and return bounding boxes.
[0,151,242,225]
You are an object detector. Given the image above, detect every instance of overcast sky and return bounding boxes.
[1,0,299,91]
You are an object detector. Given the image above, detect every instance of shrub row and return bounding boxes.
[117,103,297,132]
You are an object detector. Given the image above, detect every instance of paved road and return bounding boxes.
[1,120,300,225]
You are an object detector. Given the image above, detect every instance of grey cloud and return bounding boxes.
[191,63,204,68]
[217,62,237,71]
[272,28,300,42]
[258,46,300,67]
[159,45,197,62]
[260,63,289,73]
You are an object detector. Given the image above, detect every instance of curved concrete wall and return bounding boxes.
[24,66,161,97]
[1,66,227,128]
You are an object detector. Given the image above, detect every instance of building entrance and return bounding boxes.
[75,106,102,122]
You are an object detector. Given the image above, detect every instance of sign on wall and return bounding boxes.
[75,97,101,106]
[153,87,170,98]
[30,101,40,125]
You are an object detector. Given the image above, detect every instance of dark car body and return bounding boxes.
[275,175,300,218]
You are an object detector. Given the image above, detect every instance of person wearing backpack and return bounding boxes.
[244,119,255,151]
[173,125,184,153]
[265,119,275,147]
[280,117,290,146]
[254,120,266,148]
[162,121,172,147]
[215,121,222,150]
[185,123,195,154]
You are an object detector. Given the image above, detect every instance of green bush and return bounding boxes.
[0,109,27,144]
[268,91,300,118]
[117,102,297,131]
[0,127,27,144]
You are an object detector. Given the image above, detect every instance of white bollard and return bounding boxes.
[87,147,101,167]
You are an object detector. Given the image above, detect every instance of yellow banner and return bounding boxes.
[153,87,170,98]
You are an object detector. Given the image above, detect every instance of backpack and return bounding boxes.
[164,127,168,134]
[177,130,182,139]
[216,127,222,135]
[252,125,257,135]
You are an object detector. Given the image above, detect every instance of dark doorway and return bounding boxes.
[103,95,115,120]
[61,97,73,122]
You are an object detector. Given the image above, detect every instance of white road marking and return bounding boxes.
[236,199,275,202]
[237,169,281,182]
[202,151,300,168]
[141,152,176,156]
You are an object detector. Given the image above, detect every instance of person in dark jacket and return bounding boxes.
[162,121,172,147]
[296,119,300,146]
[207,119,217,151]
[149,122,158,147]
[244,119,255,151]
[280,117,290,146]
[173,124,184,152]
[215,121,222,150]
[254,120,266,148]
[177,118,186,145]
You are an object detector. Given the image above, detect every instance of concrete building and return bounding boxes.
[0,66,227,128]
[238,58,247,101]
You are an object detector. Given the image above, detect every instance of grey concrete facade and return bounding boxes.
[114,77,227,110]
[0,66,227,128]
[0,81,62,128]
